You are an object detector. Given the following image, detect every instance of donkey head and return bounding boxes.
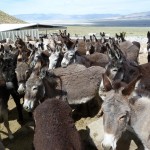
[147,31,150,52]
[15,62,31,95]
[83,36,95,55]
[23,68,45,112]
[115,32,126,43]
[48,46,62,70]
[61,40,78,68]
[106,43,139,84]
[101,74,142,150]
[105,43,126,81]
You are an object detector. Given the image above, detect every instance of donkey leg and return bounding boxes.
[95,94,104,118]
[147,53,150,62]
[11,92,23,123]
[0,124,1,140]
[3,111,14,139]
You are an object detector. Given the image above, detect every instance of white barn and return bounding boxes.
[0,23,67,41]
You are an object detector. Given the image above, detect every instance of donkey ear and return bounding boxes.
[147,31,150,38]
[102,73,112,91]
[9,45,13,51]
[59,30,62,35]
[113,44,125,63]
[93,34,98,42]
[103,32,105,37]
[39,69,47,79]
[83,36,86,42]
[64,30,67,36]
[115,33,119,39]
[67,33,70,39]
[106,43,116,60]
[113,45,122,59]
[90,35,93,42]
[123,32,126,37]
[73,39,78,51]
[122,74,142,96]
[1,45,4,52]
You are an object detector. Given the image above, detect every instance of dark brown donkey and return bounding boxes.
[15,62,31,95]
[147,31,150,62]
[0,66,14,139]
[33,98,84,150]
[102,43,150,85]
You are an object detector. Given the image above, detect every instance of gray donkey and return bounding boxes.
[101,74,150,150]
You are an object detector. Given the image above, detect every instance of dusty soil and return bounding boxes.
[1,50,148,150]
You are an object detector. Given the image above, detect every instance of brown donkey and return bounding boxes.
[33,98,84,150]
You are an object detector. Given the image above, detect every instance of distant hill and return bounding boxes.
[14,11,150,26]
[118,11,150,20]
[14,13,121,24]
[0,10,26,24]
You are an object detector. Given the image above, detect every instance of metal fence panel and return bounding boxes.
[0,29,39,42]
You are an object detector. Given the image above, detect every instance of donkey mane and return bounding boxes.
[41,70,59,89]
[42,70,64,99]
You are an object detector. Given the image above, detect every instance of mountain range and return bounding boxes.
[14,13,121,24]
[14,11,150,25]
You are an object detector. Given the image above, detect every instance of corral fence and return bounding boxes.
[0,29,39,41]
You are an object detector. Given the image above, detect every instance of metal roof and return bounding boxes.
[0,23,67,32]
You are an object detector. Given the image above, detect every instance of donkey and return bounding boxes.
[101,74,150,150]
[23,66,61,112]
[147,31,150,62]
[2,51,23,123]
[33,98,84,150]
[15,61,31,95]
[115,32,140,63]
[101,43,150,91]
[0,66,14,139]
[48,50,63,69]
[115,32,126,43]
[58,30,75,50]
[15,37,31,62]
[118,41,140,63]
[61,43,108,68]
[83,36,95,55]
[115,32,141,49]
[23,61,105,116]
[47,39,64,70]
[0,141,5,150]
[61,49,91,68]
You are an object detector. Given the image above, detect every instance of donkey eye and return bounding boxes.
[119,115,126,121]
[112,69,118,72]
[32,86,38,91]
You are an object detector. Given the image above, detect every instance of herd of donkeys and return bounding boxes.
[0,30,150,149]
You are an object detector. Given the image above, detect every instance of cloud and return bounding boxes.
[0,0,150,15]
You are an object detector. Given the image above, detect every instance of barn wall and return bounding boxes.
[0,29,39,41]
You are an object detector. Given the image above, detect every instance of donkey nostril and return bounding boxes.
[101,143,104,148]
[24,106,29,110]
[101,143,113,150]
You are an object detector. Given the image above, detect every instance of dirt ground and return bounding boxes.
[0,50,148,150]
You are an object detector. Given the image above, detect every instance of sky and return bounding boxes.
[0,0,150,15]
